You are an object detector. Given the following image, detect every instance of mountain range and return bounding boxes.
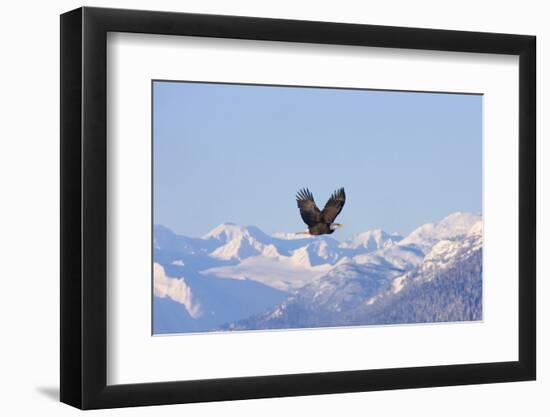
[153,212,482,334]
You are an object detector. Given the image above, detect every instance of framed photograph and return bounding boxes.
[60,6,536,409]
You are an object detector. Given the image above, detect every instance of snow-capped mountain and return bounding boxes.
[203,223,281,260]
[199,224,348,290]
[153,260,288,334]
[225,217,482,330]
[154,224,217,254]
[341,229,402,252]
[411,220,482,282]
[399,212,480,249]
[153,212,482,333]
[154,263,202,318]
[360,221,483,325]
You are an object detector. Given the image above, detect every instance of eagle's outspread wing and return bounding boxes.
[296,188,322,227]
[322,187,346,224]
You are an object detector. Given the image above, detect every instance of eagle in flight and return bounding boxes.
[296,187,346,236]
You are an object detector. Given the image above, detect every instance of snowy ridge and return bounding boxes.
[414,219,482,281]
[153,263,202,318]
[225,217,483,330]
[341,229,402,251]
[154,212,482,333]
[400,212,480,248]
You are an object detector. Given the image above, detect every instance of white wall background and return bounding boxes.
[0,0,545,415]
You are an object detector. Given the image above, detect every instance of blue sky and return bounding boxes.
[153,81,482,240]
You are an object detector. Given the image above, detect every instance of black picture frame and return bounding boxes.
[60,6,536,410]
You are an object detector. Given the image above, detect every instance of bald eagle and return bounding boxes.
[296,187,346,235]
